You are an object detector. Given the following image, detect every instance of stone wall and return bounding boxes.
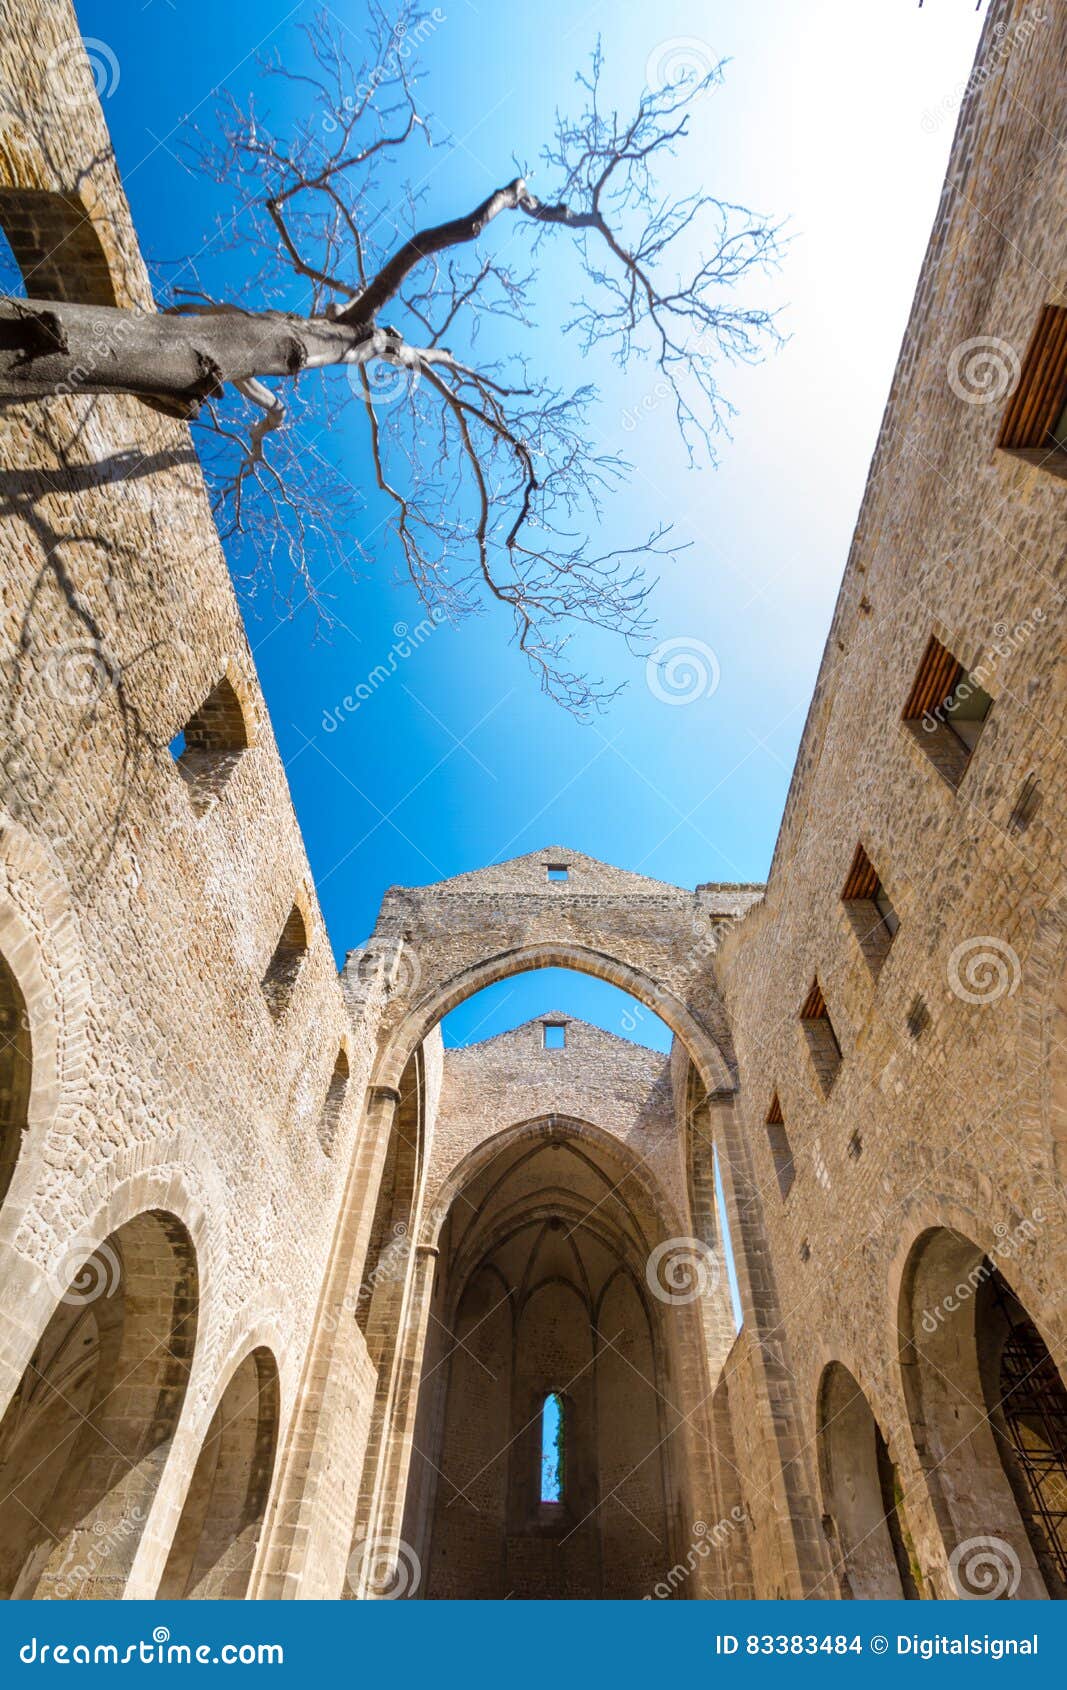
[714,0,1067,1602]
[0,0,390,1599]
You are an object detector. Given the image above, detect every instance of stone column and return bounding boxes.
[358,1243,439,1598]
[708,1092,830,1598]
[252,1085,401,1599]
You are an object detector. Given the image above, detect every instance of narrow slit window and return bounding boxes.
[996,303,1067,476]
[901,635,992,789]
[540,1392,564,1504]
[841,843,899,975]
[765,1093,794,1200]
[799,979,843,1095]
[542,1022,566,1050]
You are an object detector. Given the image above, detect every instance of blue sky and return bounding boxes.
[75,0,984,1051]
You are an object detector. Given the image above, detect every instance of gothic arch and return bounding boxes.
[157,1343,280,1599]
[816,1360,919,1598]
[897,1224,1067,1599]
[404,1113,702,1598]
[0,1207,198,1598]
[371,941,736,1099]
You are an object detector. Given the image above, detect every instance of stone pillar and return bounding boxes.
[358,1243,439,1598]
[708,1092,830,1597]
[252,1085,401,1599]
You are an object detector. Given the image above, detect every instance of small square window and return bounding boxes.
[546,865,569,882]
[901,635,992,789]
[1008,772,1041,835]
[906,995,930,1040]
[997,303,1067,479]
[542,1023,566,1050]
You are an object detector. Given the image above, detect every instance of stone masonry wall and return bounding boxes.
[715,0,1067,1601]
[0,0,391,1599]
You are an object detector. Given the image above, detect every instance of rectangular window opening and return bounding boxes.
[799,980,843,1095]
[542,1023,566,1050]
[546,864,569,882]
[765,1093,795,1200]
[997,303,1067,479]
[901,635,992,789]
[841,843,899,976]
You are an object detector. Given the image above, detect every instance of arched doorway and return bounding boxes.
[816,1362,920,1598]
[403,1119,697,1599]
[899,1227,1067,1598]
[0,1210,198,1598]
[158,1346,280,1599]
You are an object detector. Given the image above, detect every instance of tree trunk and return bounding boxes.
[0,298,378,411]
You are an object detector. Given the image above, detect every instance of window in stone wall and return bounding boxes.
[546,863,569,882]
[0,188,118,305]
[901,635,993,789]
[841,842,899,976]
[540,1392,565,1504]
[317,1046,350,1156]
[997,303,1067,479]
[765,1093,794,1199]
[171,675,250,817]
[799,979,842,1095]
[262,903,309,1018]
[543,1022,566,1050]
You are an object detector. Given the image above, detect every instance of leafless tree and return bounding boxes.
[0,6,782,710]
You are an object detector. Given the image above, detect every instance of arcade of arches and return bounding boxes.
[0,0,1065,1606]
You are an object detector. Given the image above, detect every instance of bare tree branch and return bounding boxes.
[0,4,782,711]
